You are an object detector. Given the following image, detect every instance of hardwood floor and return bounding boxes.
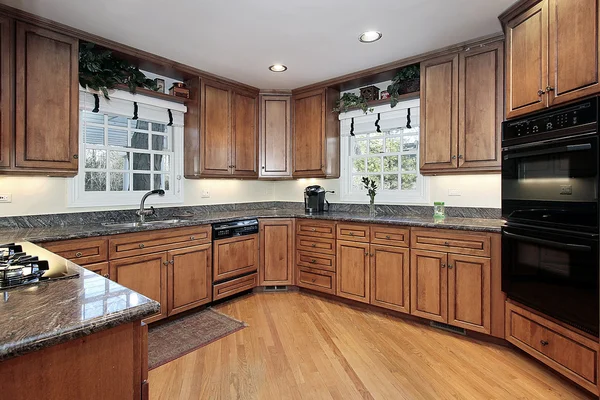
[149,292,595,400]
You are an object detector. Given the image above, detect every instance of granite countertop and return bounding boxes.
[0,209,504,244]
[0,243,160,362]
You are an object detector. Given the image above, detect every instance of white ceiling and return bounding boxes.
[2,0,515,89]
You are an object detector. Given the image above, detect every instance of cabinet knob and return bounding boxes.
[441,263,446,268]
[139,243,145,249]
[75,252,83,258]
[311,243,316,248]
[458,155,463,159]
[540,340,549,346]
[349,232,354,236]
[444,241,450,246]
[370,253,374,257]
[190,236,195,240]
[537,89,546,96]
[311,228,316,232]
[385,235,391,239]
[452,155,457,160]
[103,273,110,279]
[546,86,555,92]
[365,252,369,256]
[73,154,79,159]
[262,166,265,170]
[310,259,317,264]
[448,264,453,269]
[163,261,169,266]
[311,278,316,283]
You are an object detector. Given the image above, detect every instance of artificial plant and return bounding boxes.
[79,42,159,100]
[332,93,374,114]
[361,177,378,207]
[387,64,420,108]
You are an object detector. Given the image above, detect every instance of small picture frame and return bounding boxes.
[154,78,166,93]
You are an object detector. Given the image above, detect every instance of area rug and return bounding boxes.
[148,308,246,370]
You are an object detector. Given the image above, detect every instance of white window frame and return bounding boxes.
[339,99,429,204]
[68,89,185,208]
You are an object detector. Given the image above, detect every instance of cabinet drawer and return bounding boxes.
[109,226,211,259]
[43,237,108,265]
[296,251,336,272]
[411,228,490,257]
[296,220,336,239]
[296,235,335,255]
[213,273,258,301]
[84,261,110,279]
[297,267,335,295]
[337,223,369,242]
[506,302,599,393]
[370,225,410,247]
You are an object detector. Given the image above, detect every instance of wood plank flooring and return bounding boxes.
[149,292,595,400]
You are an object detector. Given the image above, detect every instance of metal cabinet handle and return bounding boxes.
[311,228,316,232]
[311,243,316,248]
[169,260,174,265]
[139,243,145,249]
[452,155,457,160]
[73,154,79,159]
[546,86,555,92]
[163,261,169,266]
[385,235,391,239]
[75,252,83,258]
[349,232,354,236]
[311,259,317,263]
[540,340,549,346]
[262,166,265,170]
[370,253,374,257]
[448,264,453,269]
[190,236,196,240]
[444,241,450,246]
[365,252,369,256]
[311,278,316,283]
[538,89,546,96]
[458,155,463,159]
[441,263,446,268]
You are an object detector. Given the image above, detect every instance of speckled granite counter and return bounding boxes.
[0,209,504,244]
[0,242,160,361]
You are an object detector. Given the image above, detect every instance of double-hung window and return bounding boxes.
[339,98,428,204]
[69,90,185,207]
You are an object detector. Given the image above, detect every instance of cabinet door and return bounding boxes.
[84,261,110,279]
[259,95,292,178]
[420,53,459,172]
[232,91,258,177]
[167,243,212,316]
[410,249,447,323]
[110,253,168,323]
[447,254,491,334]
[458,42,503,171]
[370,245,410,313]
[15,23,79,172]
[259,219,293,285]
[548,0,600,106]
[0,16,11,168]
[202,81,231,175]
[505,1,549,118]
[213,234,259,282]
[292,89,325,177]
[336,240,370,303]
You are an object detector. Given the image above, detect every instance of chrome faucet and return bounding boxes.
[136,189,165,223]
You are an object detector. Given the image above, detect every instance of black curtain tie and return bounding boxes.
[406,108,412,129]
[92,94,100,113]
[350,117,355,137]
[375,113,381,133]
[167,109,173,126]
[132,102,139,120]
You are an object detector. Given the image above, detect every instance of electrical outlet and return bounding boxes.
[201,189,210,198]
[448,189,461,196]
[0,194,12,203]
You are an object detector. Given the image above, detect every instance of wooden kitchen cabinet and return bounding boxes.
[84,261,109,278]
[336,240,370,304]
[259,94,292,178]
[110,252,168,323]
[0,15,11,169]
[42,237,108,266]
[410,249,448,322]
[370,245,410,314]
[167,243,212,316]
[213,234,259,282]
[292,87,340,178]
[259,219,294,286]
[14,22,79,174]
[232,90,258,177]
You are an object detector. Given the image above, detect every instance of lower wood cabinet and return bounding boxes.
[110,253,168,324]
[259,219,293,286]
[410,250,448,323]
[167,244,212,316]
[336,240,370,304]
[213,234,259,282]
[84,261,109,278]
[370,245,410,314]
[297,267,335,295]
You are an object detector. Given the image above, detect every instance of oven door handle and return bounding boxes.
[503,143,592,160]
[503,231,592,252]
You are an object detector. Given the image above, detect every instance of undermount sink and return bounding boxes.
[102,219,183,228]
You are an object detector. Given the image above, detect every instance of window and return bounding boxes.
[69,90,184,207]
[340,98,428,203]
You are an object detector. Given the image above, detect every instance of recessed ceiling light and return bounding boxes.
[269,64,287,72]
[359,31,382,43]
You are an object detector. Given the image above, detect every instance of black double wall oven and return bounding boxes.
[501,97,600,337]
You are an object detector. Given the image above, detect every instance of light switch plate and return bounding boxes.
[201,189,210,198]
[0,194,12,203]
[448,189,461,196]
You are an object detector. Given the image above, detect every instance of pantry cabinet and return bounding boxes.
[0,15,11,169]
[503,0,600,118]
[259,94,292,178]
[259,219,294,286]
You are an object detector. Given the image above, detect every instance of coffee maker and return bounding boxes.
[304,185,331,214]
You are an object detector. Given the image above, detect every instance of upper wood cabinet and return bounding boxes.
[0,16,11,169]
[420,40,503,174]
[193,79,258,178]
[259,94,292,178]
[292,87,340,178]
[259,219,294,286]
[14,22,79,174]
[503,0,600,118]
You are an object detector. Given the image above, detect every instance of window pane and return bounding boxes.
[84,125,104,145]
[383,155,398,172]
[110,173,129,191]
[369,175,381,189]
[131,120,149,130]
[133,153,151,170]
[402,135,419,152]
[367,157,381,173]
[85,172,106,191]
[130,132,149,150]
[81,111,104,125]
[154,154,170,171]
[354,140,367,156]
[386,128,402,136]
[386,138,401,153]
[108,128,128,147]
[132,173,151,191]
[85,149,106,169]
[153,174,170,190]
[352,175,367,191]
[369,139,383,154]
[401,154,417,171]
[107,115,128,127]
[401,174,417,190]
[152,135,169,151]
[383,174,399,190]
[151,123,167,133]
[110,151,130,170]
[352,158,366,173]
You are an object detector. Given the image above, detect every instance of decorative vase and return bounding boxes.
[369,198,376,216]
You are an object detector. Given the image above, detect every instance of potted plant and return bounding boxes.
[387,64,420,108]
[332,93,374,115]
[361,177,378,216]
[79,42,159,100]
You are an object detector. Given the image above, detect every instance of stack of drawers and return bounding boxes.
[295,220,336,294]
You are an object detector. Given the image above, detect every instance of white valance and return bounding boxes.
[339,98,420,137]
[79,88,186,126]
